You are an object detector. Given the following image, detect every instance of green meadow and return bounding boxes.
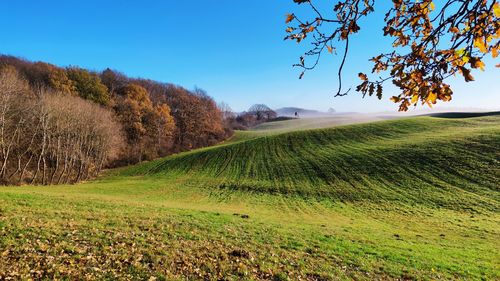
[1,115,499,280]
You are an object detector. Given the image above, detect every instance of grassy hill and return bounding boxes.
[124,116,499,212]
[0,115,499,280]
[248,113,388,133]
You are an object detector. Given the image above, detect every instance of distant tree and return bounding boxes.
[285,0,499,111]
[100,68,129,95]
[132,78,170,104]
[114,97,145,145]
[193,88,226,142]
[218,102,236,121]
[235,112,258,129]
[118,83,152,106]
[67,67,110,105]
[197,90,226,142]
[113,83,176,162]
[47,67,76,94]
[154,104,176,155]
[166,86,226,150]
[218,102,238,133]
[114,84,151,162]
[22,62,76,94]
[248,104,277,120]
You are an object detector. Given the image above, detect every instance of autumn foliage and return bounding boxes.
[285,0,500,111]
[0,66,122,184]
[113,83,176,163]
[0,56,231,184]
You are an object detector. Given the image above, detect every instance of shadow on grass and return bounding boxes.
[428,111,500,119]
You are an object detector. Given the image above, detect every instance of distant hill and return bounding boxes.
[275,107,334,118]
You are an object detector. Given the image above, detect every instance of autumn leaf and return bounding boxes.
[427,92,437,103]
[492,47,498,58]
[411,94,419,104]
[376,84,383,100]
[474,38,488,53]
[358,73,368,81]
[286,14,295,24]
[327,45,333,53]
[459,66,475,82]
[475,60,485,71]
[494,2,500,17]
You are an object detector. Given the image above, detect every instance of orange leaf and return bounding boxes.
[492,47,498,58]
[474,38,488,53]
[475,60,485,71]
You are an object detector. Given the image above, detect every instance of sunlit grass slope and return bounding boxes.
[0,115,499,280]
[124,116,500,212]
[248,114,386,134]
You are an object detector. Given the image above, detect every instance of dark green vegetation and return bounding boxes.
[428,111,500,119]
[1,116,499,280]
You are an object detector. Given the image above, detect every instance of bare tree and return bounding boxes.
[0,66,32,182]
[248,104,277,121]
[0,69,124,185]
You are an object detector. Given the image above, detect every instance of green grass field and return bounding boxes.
[1,115,499,280]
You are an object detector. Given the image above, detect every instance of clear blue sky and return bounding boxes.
[1,1,498,112]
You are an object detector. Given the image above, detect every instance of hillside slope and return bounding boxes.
[123,116,500,212]
[1,115,499,280]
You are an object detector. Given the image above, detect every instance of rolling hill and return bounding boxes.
[0,114,499,280]
[125,115,500,212]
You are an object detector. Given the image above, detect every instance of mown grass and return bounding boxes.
[0,115,499,280]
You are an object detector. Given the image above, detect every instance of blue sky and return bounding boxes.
[1,0,498,112]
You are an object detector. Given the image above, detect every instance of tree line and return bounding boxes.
[0,55,231,184]
[226,104,279,130]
